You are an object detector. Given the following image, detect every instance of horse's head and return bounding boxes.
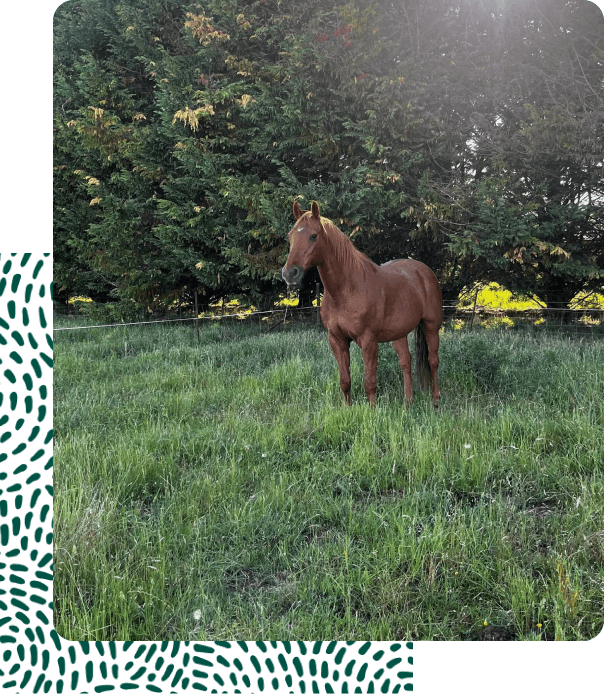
[281,200,327,290]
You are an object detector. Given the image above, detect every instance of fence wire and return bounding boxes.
[53,306,312,332]
[53,301,604,333]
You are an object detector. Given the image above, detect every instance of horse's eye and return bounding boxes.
[309,234,317,242]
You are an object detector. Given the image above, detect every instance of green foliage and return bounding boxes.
[54,0,604,308]
[75,297,149,324]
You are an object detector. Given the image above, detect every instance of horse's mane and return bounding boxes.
[304,212,372,274]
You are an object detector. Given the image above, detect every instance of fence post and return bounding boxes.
[316,283,321,326]
[194,290,200,344]
[470,286,479,331]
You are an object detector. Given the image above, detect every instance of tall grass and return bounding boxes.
[53,318,604,641]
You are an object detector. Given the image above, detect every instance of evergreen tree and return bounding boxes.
[54,0,604,312]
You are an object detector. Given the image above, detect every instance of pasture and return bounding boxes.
[53,318,604,641]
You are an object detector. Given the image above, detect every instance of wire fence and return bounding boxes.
[53,283,603,330]
[53,300,604,335]
[53,308,286,332]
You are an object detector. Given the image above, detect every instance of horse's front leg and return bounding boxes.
[328,332,352,405]
[359,336,379,409]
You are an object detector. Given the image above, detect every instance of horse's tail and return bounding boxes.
[415,321,432,391]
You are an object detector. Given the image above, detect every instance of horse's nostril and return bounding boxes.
[282,265,303,286]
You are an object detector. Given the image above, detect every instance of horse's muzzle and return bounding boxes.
[282,265,304,289]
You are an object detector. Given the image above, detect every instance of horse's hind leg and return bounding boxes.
[392,336,413,408]
[423,321,440,408]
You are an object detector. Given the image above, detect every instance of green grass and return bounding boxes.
[53,317,604,641]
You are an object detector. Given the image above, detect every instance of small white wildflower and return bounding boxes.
[193,610,202,620]
[262,453,267,458]
[464,444,471,449]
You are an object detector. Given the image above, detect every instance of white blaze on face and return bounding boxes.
[289,225,305,249]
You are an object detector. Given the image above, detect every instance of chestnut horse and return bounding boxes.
[282,201,442,408]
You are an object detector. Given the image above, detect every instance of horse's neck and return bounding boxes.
[317,261,344,299]
[318,232,372,299]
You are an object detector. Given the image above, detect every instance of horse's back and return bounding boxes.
[380,258,438,287]
[380,258,406,267]
[380,258,428,270]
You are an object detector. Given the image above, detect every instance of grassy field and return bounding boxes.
[54,317,604,641]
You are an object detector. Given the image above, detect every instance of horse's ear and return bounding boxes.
[311,200,321,219]
[293,201,304,220]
